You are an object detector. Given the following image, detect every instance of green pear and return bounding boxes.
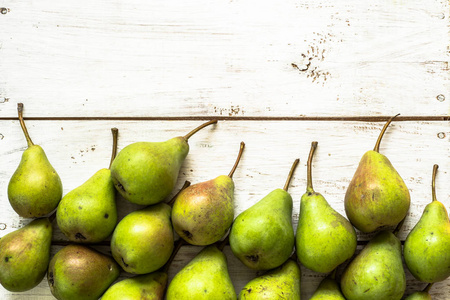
[296,142,357,273]
[238,259,301,300]
[102,239,184,300]
[345,114,410,233]
[48,244,120,300]
[166,243,236,300]
[111,203,174,274]
[309,269,346,300]
[0,216,53,292]
[101,272,167,300]
[404,164,450,283]
[8,103,63,217]
[340,229,406,300]
[57,128,119,243]
[230,158,299,270]
[172,142,245,246]
[404,284,434,300]
[110,120,217,205]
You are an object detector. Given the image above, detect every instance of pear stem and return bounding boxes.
[108,128,119,169]
[423,283,434,293]
[161,238,185,274]
[431,164,438,202]
[392,216,406,237]
[306,141,318,193]
[228,142,245,178]
[283,159,300,192]
[373,114,400,153]
[183,120,218,141]
[17,103,34,147]
[217,234,230,252]
[167,180,191,207]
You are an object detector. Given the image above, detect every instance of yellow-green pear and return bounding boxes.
[8,103,63,217]
[404,284,434,300]
[238,258,301,300]
[0,216,53,292]
[344,114,410,233]
[110,120,217,205]
[172,142,245,246]
[101,239,184,300]
[340,225,406,300]
[230,158,299,270]
[111,203,174,274]
[309,269,346,300]
[296,142,357,273]
[404,165,450,283]
[166,241,236,300]
[57,128,119,243]
[48,244,120,300]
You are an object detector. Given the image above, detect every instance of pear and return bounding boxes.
[110,120,217,205]
[404,283,434,300]
[296,142,357,273]
[344,114,410,233]
[57,128,119,243]
[110,181,190,275]
[0,215,53,292]
[101,239,184,300]
[340,224,406,300]
[229,158,299,270]
[309,269,346,300]
[238,258,301,300]
[404,164,450,283]
[172,142,245,246]
[8,103,63,217]
[111,203,174,274]
[47,244,120,300]
[166,240,236,300]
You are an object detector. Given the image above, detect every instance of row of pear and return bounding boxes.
[1,103,448,299]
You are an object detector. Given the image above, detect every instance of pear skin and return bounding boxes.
[238,259,301,300]
[404,165,450,283]
[230,159,298,271]
[340,230,406,300]
[110,120,216,205]
[404,292,432,300]
[57,168,117,243]
[166,245,236,300]
[8,103,63,217]
[344,115,410,233]
[111,203,174,274]
[309,275,346,300]
[0,217,52,292]
[172,175,234,245]
[344,150,410,233]
[111,138,188,205]
[230,189,294,270]
[172,142,244,246]
[296,191,357,273]
[48,245,120,300]
[296,142,357,273]
[57,128,118,243]
[101,272,168,300]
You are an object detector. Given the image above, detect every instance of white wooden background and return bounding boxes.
[0,0,449,299]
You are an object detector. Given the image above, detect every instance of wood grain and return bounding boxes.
[0,0,448,118]
[0,120,448,298]
[0,0,448,298]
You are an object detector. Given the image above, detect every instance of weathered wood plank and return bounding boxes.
[1,120,448,237]
[0,0,448,117]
